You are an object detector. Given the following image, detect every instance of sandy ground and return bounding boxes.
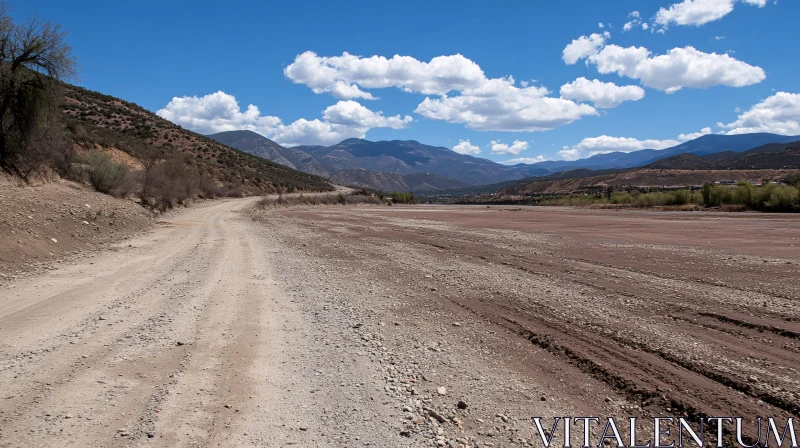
[1,200,798,447]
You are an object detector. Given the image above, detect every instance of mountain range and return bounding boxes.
[209,131,547,191]
[209,130,800,192]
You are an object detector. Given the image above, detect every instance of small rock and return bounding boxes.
[437,386,447,396]
[457,401,468,410]
[50,238,58,244]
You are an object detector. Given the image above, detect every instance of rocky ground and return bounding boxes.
[0,199,797,447]
[0,176,153,282]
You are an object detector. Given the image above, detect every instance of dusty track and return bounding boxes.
[0,198,399,447]
[1,201,798,447]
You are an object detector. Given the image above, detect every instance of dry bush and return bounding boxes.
[82,150,140,198]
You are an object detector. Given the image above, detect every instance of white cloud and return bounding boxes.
[490,139,530,155]
[157,91,412,146]
[414,78,597,132]
[452,139,481,155]
[586,45,765,93]
[156,91,282,135]
[284,51,486,97]
[598,22,605,28]
[288,51,598,133]
[330,81,377,100]
[558,127,713,160]
[624,10,643,31]
[678,127,713,141]
[720,92,800,135]
[562,32,609,64]
[321,100,412,129]
[713,35,726,40]
[500,156,548,165]
[655,0,768,28]
[642,23,650,30]
[559,77,645,108]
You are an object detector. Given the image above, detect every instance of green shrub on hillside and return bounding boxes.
[389,192,418,204]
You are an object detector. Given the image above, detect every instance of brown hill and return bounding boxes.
[645,154,714,170]
[647,143,800,170]
[327,169,470,192]
[723,146,800,169]
[60,86,333,195]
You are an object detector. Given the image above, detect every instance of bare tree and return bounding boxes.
[0,2,77,177]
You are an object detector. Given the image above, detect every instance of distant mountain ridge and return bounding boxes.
[208,130,800,192]
[526,133,800,172]
[209,131,547,191]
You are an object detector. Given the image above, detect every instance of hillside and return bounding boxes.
[60,86,334,195]
[208,130,331,178]
[644,154,715,170]
[645,142,800,170]
[501,169,800,196]
[327,169,470,192]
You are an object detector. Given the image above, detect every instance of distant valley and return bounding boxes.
[210,130,800,192]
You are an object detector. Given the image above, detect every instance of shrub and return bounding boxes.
[390,192,418,204]
[764,185,799,212]
[83,150,139,197]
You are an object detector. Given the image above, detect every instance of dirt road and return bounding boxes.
[1,201,798,447]
[0,198,401,447]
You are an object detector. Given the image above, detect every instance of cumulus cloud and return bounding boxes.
[414,77,597,132]
[562,32,609,65]
[623,10,643,31]
[499,156,548,165]
[452,139,481,155]
[584,45,765,93]
[655,0,768,28]
[287,51,598,132]
[678,127,713,140]
[157,91,411,146]
[321,100,412,129]
[489,140,530,155]
[558,127,713,160]
[156,91,282,135]
[720,92,800,135]
[284,51,486,97]
[559,77,645,108]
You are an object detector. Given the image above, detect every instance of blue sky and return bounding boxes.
[13,0,800,164]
